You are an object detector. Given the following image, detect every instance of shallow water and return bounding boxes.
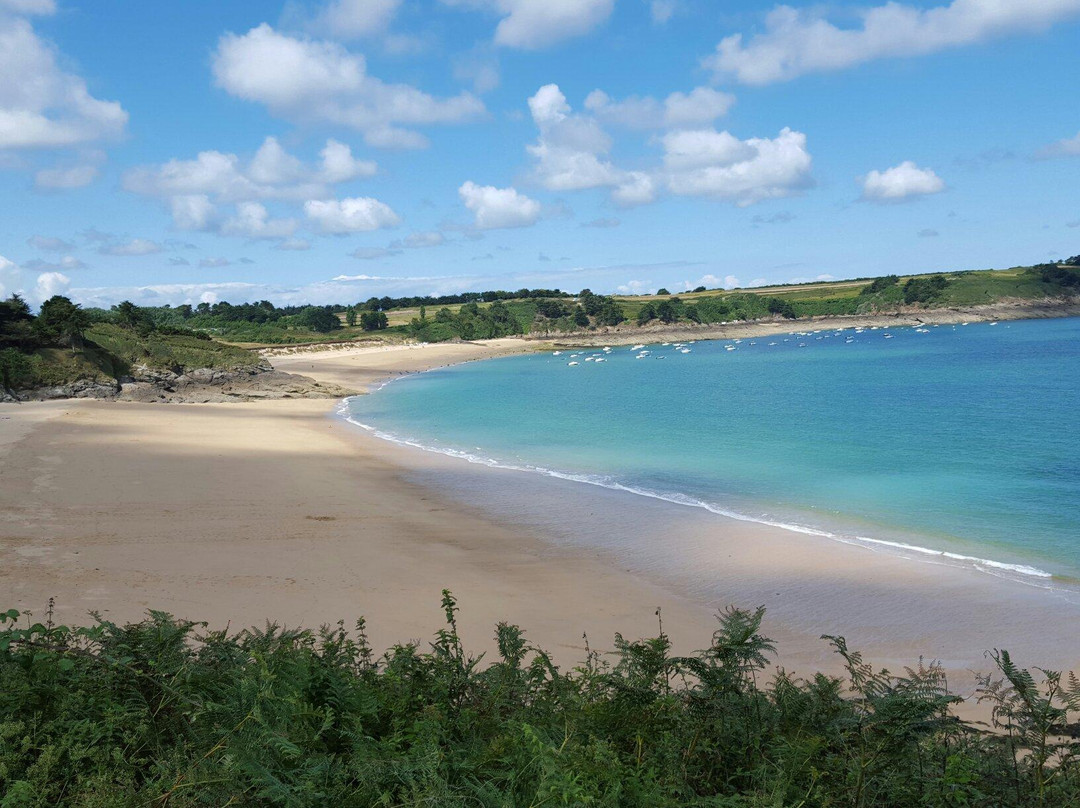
[344,317,1080,585]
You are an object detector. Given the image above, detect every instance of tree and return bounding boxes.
[112,301,155,336]
[637,303,657,325]
[656,299,679,323]
[692,285,707,293]
[360,310,388,330]
[656,287,671,296]
[766,297,797,319]
[0,294,35,350]
[345,306,357,327]
[35,296,90,351]
[297,306,340,333]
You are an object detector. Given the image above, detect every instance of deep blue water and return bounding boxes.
[344,318,1080,583]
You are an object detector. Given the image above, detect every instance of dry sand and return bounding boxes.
[3,338,1078,702]
[0,341,714,664]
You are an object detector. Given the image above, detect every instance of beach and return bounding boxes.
[3,337,1080,700]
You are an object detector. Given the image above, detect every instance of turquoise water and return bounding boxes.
[344,318,1080,584]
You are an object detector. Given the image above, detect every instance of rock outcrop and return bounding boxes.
[6,363,356,404]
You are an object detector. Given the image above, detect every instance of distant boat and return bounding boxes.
[585,357,594,362]
[553,351,561,356]
[595,357,606,362]
[568,361,579,366]
[632,344,646,350]
[682,348,693,353]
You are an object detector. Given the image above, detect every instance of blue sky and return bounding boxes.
[0,0,1078,307]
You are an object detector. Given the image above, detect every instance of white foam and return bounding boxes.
[336,396,1058,589]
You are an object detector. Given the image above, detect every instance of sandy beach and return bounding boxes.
[4,337,1080,700]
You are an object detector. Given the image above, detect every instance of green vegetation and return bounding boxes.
[0,295,259,392]
[2,595,1080,806]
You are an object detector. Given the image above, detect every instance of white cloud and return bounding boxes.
[124,138,331,203]
[212,24,483,148]
[861,160,945,202]
[199,257,231,268]
[526,84,656,205]
[305,196,400,233]
[320,138,376,182]
[34,270,70,300]
[306,0,400,38]
[0,10,127,150]
[585,86,735,129]
[124,136,377,235]
[34,163,98,189]
[662,127,814,205]
[98,238,162,256]
[441,0,615,49]
[458,181,542,229]
[27,234,73,251]
[220,201,298,239]
[706,0,1080,85]
[1036,131,1080,159]
[170,195,217,231]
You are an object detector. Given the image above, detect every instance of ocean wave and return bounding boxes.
[336,397,1057,588]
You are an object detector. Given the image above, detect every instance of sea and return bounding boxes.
[342,317,1080,590]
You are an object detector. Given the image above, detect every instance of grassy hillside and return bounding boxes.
[1,315,261,392]
[2,596,1079,806]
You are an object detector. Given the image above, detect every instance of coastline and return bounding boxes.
[3,335,1079,704]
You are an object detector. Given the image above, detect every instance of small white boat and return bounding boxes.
[553,351,561,356]
[595,357,606,362]
[632,344,646,350]
[681,348,692,353]
[585,357,594,362]
[568,361,579,366]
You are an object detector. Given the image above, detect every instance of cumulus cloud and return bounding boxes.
[524,84,811,208]
[124,136,380,236]
[34,270,70,299]
[861,161,945,202]
[440,0,614,49]
[34,163,98,189]
[0,8,127,150]
[705,0,1080,85]
[526,84,657,205]
[458,181,542,229]
[220,201,298,239]
[211,24,483,148]
[305,196,400,233]
[98,238,162,256]
[27,234,73,251]
[661,127,814,205]
[1035,131,1080,159]
[584,86,735,129]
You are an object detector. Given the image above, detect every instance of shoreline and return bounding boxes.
[3,334,1079,708]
